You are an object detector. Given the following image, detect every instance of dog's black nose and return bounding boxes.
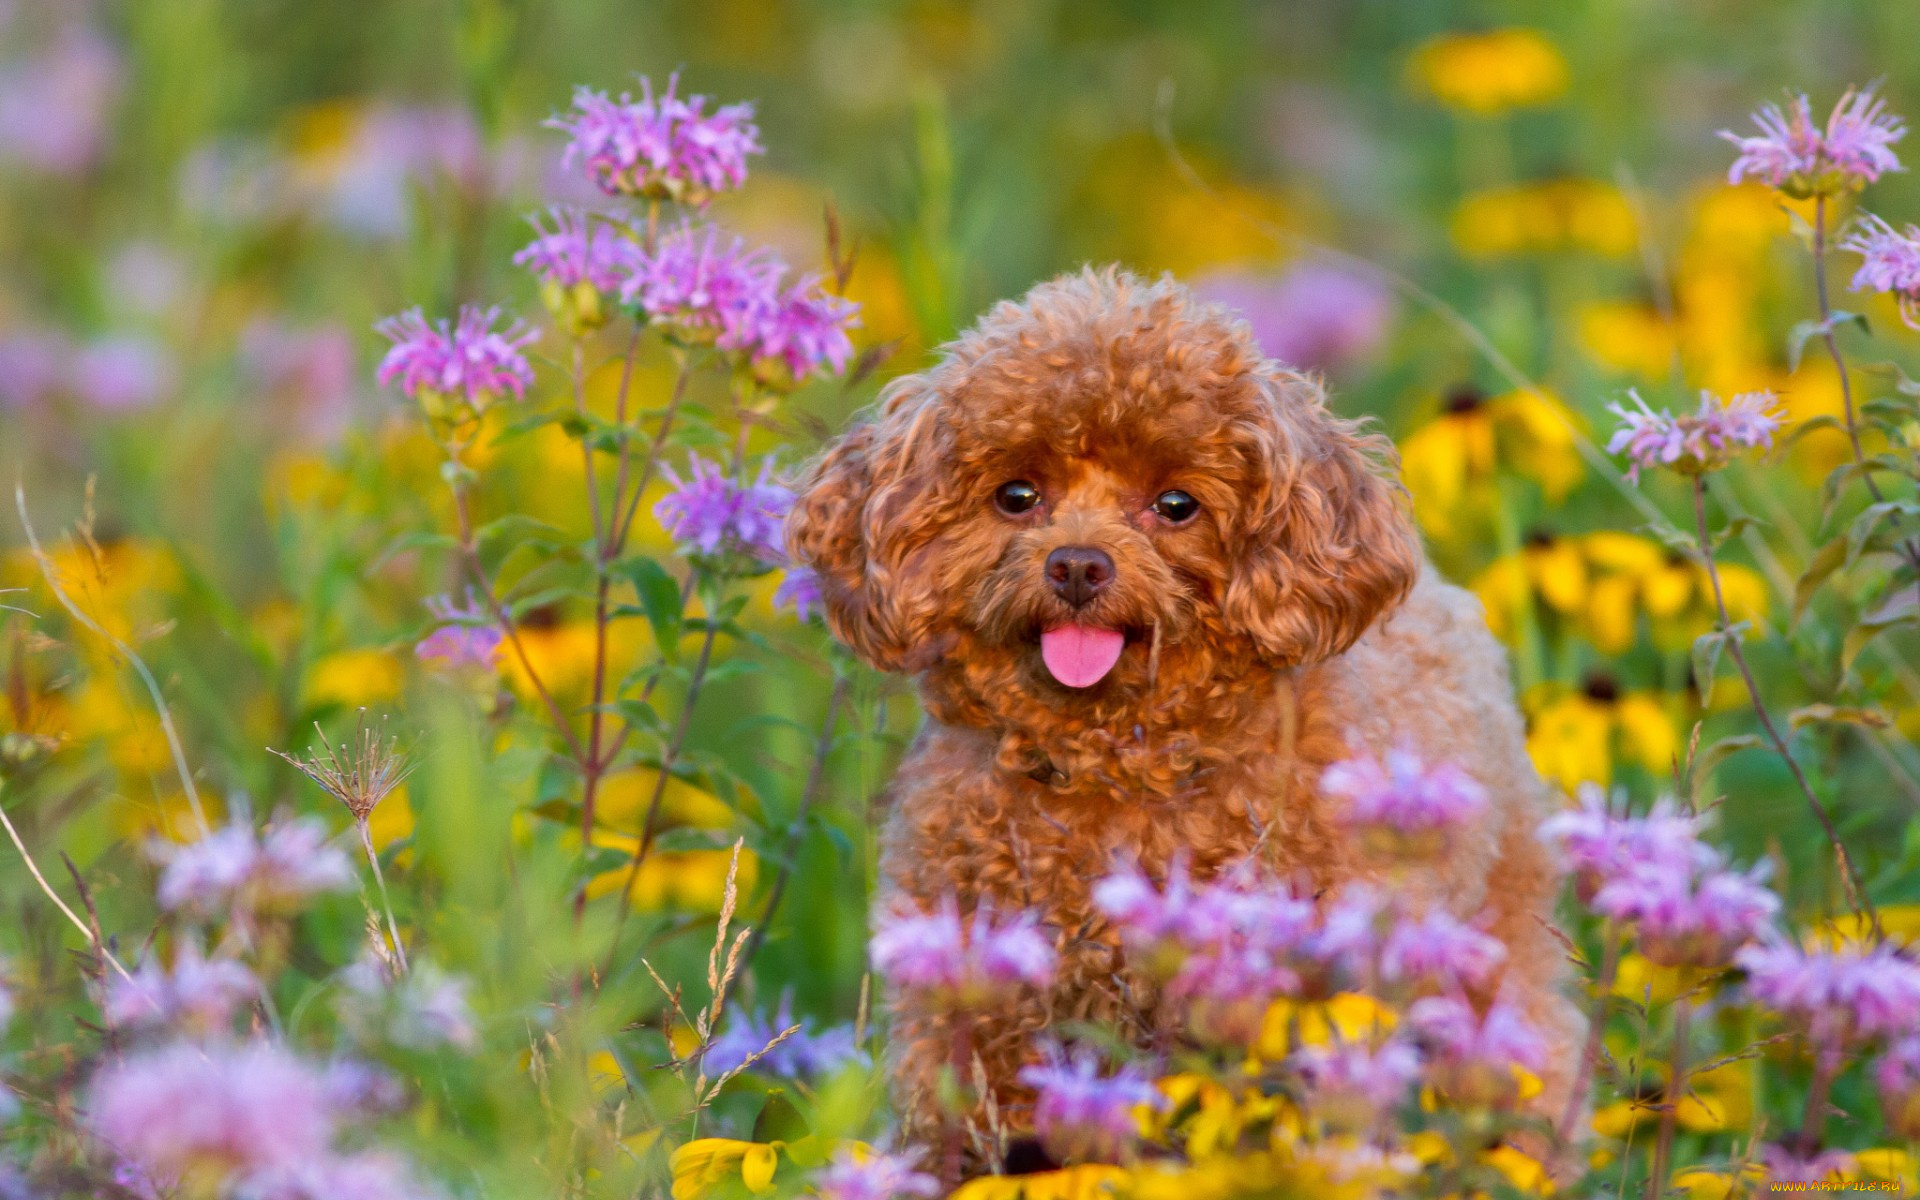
[1046,545,1114,607]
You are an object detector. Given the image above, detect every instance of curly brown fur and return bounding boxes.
[789,267,1583,1156]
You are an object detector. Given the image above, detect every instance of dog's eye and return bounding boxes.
[994,480,1041,515]
[1152,489,1200,524]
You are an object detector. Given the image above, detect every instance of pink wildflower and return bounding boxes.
[1841,212,1920,329]
[1407,994,1548,1110]
[86,1041,339,1185]
[374,305,536,421]
[813,1146,939,1200]
[549,75,761,204]
[1738,939,1920,1053]
[1291,1036,1422,1132]
[1877,1035,1920,1140]
[1376,907,1508,995]
[1722,87,1905,196]
[1591,860,1777,969]
[1018,1048,1164,1163]
[154,816,354,920]
[416,592,502,671]
[513,206,640,333]
[654,455,794,565]
[105,942,258,1037]
[1606,388,1782,481]
[869,898,1055,1008]
[1321,745,1488,858]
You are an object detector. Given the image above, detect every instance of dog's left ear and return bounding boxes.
[1220,371,1420,665]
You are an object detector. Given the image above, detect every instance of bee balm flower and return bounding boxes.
[1722,87,1905,197]
[1017,1049,1164,1164]
[1321,745,1488,858]
[1606,388,1782,482]
[374,305,536,426]
[549,75,761,205]
[869,898,1055,1009]
[513,206,640,334]
[1841,212,1920,329]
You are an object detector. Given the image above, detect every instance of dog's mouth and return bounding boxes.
[1036,623,1148,688]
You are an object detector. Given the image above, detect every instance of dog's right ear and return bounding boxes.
[787,375,949,673]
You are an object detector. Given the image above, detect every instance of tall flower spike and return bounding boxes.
[272,711,415,824]
[1841,212,1920,329]
[549,74,762,205]
[1606,388,1782,482]
[1722,86,1905,197]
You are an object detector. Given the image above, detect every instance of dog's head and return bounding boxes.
[788,267,1418,715]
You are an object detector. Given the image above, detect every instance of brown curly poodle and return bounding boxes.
[788,266,1581,1159]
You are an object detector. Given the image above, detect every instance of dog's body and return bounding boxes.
[789,268,1580,1148]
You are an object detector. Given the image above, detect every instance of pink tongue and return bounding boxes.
[1040,625,1126,688]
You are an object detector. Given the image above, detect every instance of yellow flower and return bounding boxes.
[1849,1148,1916,1188]
[1579,302,1678,379]
[951,1164,1128,1200]
[1256,993,1398,1059]
[1810,903,1920,950]
[1597,1051,1753,1137]
[305,648,403,708]
[1482,1144,1554,1195]
[1525,675,1678,791]
[1406,29,1567,114]
[668,1138,779,1200]
[1576,533,1768,655]
[1672,1164,1765,1200]
[1400,387,1584,540]
[584,838,758,913]
[1452,180,1636,260]
[1473,532,1590,643]
[595,768,736,835]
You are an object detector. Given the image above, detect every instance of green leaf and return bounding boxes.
[1691,628,1732,700]
[1788,703,1892,730]
[613,556,686,659]
[1689,734,1765,801]
[1780,414,1844,448]
[1794,537,1849,623]
[1711,513,1768,553]
[1785,311,1867,372]
[1846,501,1920,569]
[474,514,567,574]
[1842,603,1920,671]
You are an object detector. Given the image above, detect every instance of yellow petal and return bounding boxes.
[1615,694,1679,777]
[1641,564,1697,619]
[1528,539,1590,614]
[740,1143,779,1194]
[1584,574,1641,655]
[1582,531,1665,574]
[1482,1143,1555,1195]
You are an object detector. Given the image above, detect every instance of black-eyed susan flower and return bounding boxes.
[1525,673,1679,791]
[1451,179,1637,260]
[1400,386,1584,541]
[1406,29,1567,115]
[1579,533,1769,654]
[1473,530,1591,643]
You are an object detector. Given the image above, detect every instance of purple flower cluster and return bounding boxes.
[374,305,536,421]
[105,943,258,1037]
[1539,787,1714,902]
[773,564,823,622]
[1606,388,1783,482]
[239,320,358,442]
[1093,860,1388,1041]
[1877,1035,1920,1140]
[654,455,795,566]
[1842,213,1920,329]
[868,897,1056,1009]
[812,1146,940,1200]
[1723,87,1906,197]
[416,593,503,672]
[1737,940,1920,1055]
[1376,907,1507,995]
[88,1043,430,1200]
[550,75,762,204]
[512,207,640,333]
[153,816,354,922]
[0,24,122,177]
[1406,993,1548,1110]
[1543,788,1774,968]
[1320,745,1487,857]
[702,997,863,1080]
[1017,1048,1164,1164]
[1289,1036,1422,1133]
[622,221,858,383]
